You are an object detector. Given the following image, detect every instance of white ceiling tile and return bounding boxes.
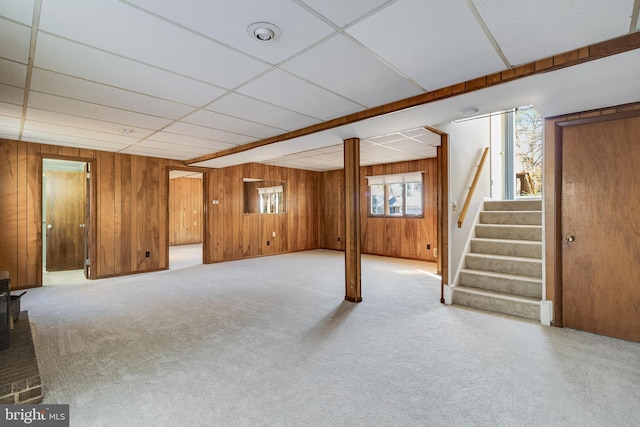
[119,146,199,161]
[300,0,392,28]
[206,93,320,130]
[0,58,27,87]
[27,92,173,130]
[23,120,141,145]
[0,0,34,25]
[347,0,505,90]
[34,33,227,106]
[30,69,196,120]
[0,101,22,118]
[22,130,130,151]
[0,18,31,64]
[282,34,422,107]
[163,122,255,145]
[182,109,285,139]
[237,69,363,121]
[38,0,270,88]
[0,83,24,104]
[128,0,335,65]
[134,139,213,156]
[471,0,634,66]
[26,108,155,138]
[0,129,20,139]
[146,131,237,152]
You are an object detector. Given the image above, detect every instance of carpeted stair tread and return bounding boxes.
[484,199,542,211]
[465,253,542,278]
[452,285,540,320]
[459,268,542,298]
[470,238,542,259]
[475,224,542,241]
[479,210,542,225]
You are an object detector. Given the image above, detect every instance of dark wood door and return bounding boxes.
[46,171,86,271]
[84,164,90,278]
[561,115,640,342]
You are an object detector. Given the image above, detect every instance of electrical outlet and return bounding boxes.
[267,241,270,246]
[145,251,150,258]
[337,237,341,242]
[427,244,431,250]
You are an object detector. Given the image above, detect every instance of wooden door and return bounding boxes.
[46,171,86,271]
[561,115,640,342]
[84,163,91,278]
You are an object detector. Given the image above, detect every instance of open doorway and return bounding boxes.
[168,170,204,270]
[42,158,91,286]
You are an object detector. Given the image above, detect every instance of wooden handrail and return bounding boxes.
[457,147,489,228]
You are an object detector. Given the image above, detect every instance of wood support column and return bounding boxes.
[343,137,362,303]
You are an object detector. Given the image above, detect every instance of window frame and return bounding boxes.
[366,172,425,218]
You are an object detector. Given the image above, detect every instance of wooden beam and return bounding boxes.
[185,32,640,166]
[344,138,362,303]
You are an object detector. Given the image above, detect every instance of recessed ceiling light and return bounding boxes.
[461,107,479,117]
[247,22,280,42]
[119,128,133,135]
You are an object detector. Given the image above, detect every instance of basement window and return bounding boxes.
[367,172,424,217]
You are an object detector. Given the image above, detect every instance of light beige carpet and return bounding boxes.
[23,250,640,426]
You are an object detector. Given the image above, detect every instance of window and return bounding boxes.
[367,172,424,217]
[258,185,284,214]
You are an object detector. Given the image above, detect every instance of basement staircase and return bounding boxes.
[453,199,542,320]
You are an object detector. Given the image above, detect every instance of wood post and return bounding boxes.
[343,138,362,303]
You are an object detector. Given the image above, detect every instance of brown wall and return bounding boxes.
[169,177,203,245]
[319,158,438,262]
[1,138,437,289]
[0,139,186,289]
[205,163,319,262]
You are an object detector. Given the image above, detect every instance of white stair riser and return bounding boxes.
[480,211,542,225]
[465,255,542,278]
[459,270,541,298]
[453,288,540,320]
[484,200,542,211]
[475,225,542,241]
[470,239,542,259]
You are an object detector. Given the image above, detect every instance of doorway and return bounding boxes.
[168,169,204,270]
[42,158,91,285]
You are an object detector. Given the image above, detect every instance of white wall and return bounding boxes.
[435,116,494,286]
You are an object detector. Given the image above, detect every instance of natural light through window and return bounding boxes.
[367,172,424,217]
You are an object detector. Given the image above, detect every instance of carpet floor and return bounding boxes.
[22,250,640,426]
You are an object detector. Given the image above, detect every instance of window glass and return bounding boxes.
[388,183,404,216]
[370,184,385,215]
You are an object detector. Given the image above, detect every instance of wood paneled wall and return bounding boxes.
[205,163,319,262]
[0,139,186,289]
[319,158,438,262]
[169,177,203,245]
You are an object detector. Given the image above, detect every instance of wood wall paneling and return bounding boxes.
[169,177,203,245]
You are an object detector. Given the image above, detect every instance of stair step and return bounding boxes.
[484,199,542,211]
[452,286,540,320]
[475,224,541,241]
[479,211,542,225]
[470,238,542,259]
[465,253,542,278]
[459,269,542,298]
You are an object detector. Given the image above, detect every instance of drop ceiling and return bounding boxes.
[1,0,639,171]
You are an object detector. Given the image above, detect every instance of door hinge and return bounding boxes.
[85,258,90,266]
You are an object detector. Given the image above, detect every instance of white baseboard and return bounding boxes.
[444,284,452,305]
[540,300,553,326]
